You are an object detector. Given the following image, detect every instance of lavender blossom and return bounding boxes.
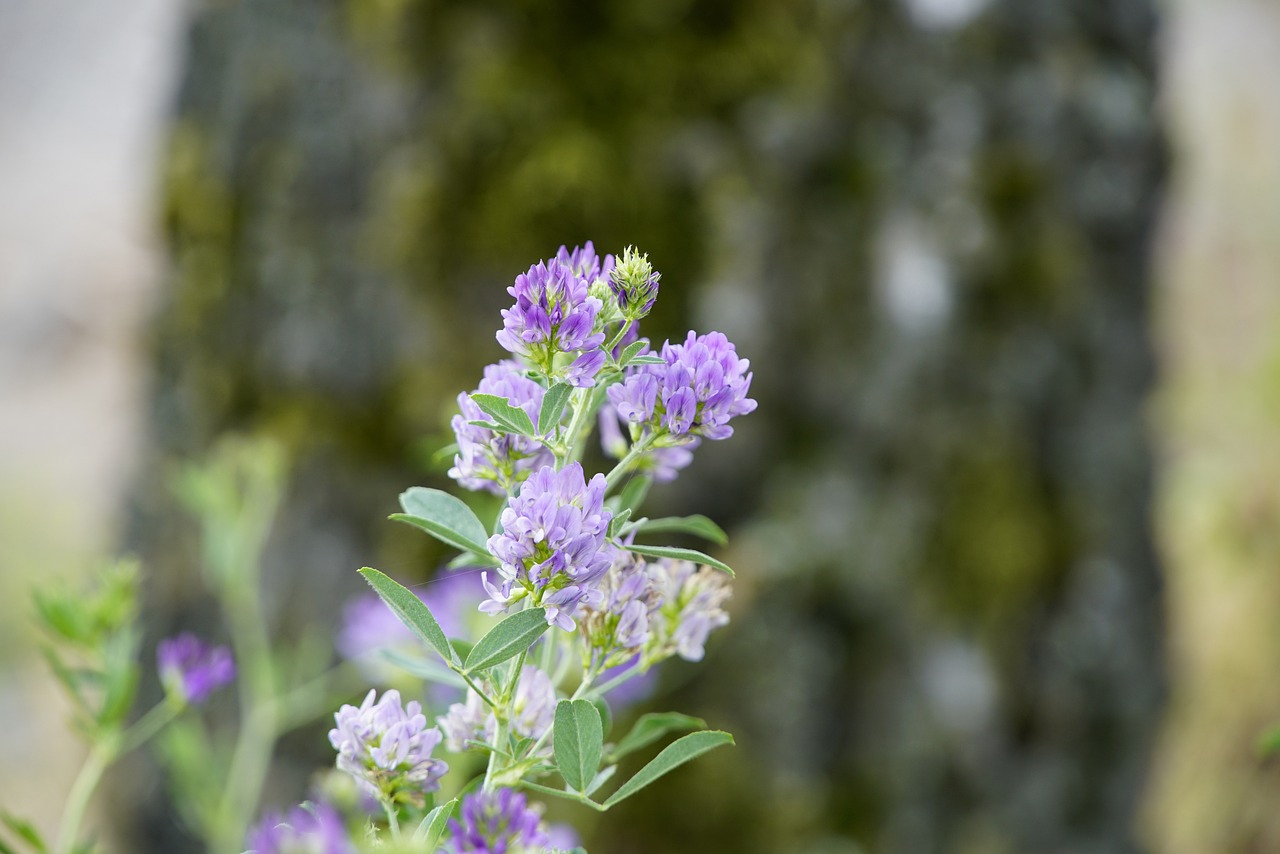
[157,633,235,705]
[245,802,353,854]
[648,558,732,663]
[439,665,557,754]
[496,251,606,383]
[328,689,448,806]
[554,240,614,287]
[445,789,552,854]
[451,361,553,494]
[483,463,614,630]
[607,330,756,441]
[577,552,657,666]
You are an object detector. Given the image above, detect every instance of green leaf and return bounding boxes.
[608,712,706,762]
[394,487,491,555]
[627,355,667,365]
[632,515,727,546]
[554,699,604,792]
[378,650,466,688]
[358,568,459,667]
[607,508,632,539]
[617,475,651,515]
[469,393,537,436]
[603,731,734,808]
[617,340,648,367]
[1258,725,1280,757]
[412,799,458,848]
[0,813,46,852]
[465,608,550,673]
[538,382,573,435]
[623,544,734,577]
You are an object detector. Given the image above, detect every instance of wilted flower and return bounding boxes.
[157,633,235,705]
[451,361,554,494]
[245,802,353,854]
[496,250,606,384]
[577,552,656,667]
[608,330,756,441]
[483,463,614,630]
[439,665,557,755]
[445,789,552,854]
[328,689,448,806]
[648,558,732,663]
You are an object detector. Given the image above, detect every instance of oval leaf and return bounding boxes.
[358,568,459,666]
[555,699,604,793]
[623,544,734,577]
[608,712,706,762]
[602,730,734,808]
[394,487,490,555]
[411,798,458,847]
[464,608,550,673]
[633,515,727,546]
[538,382,573,435]
[470,393,537,436]
[617,339,648,367]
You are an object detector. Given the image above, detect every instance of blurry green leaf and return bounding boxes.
[622,544,734,576]
[97,627,140,730]
[554,699,604,792]
[607,712,706,762]
[378,650,466,688]
[602,731,734,808]
[358,568,459,667]
[538,382,573,435]
[394,487,491,556]
[1258,725,1280,757]
[607,508,632,539]
[632,515,727,545]
[617,475,651,515]
[0,813,45,852]
[465,609,549,673]
[412,799,458,848]
[469,393,537,436]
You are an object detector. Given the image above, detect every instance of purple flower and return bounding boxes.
[451,361,554,494]
[445,789,552,854]
[482,463,614,630]
[495,253,606,379]
[328,689,448,806]
[245,802,353,854]
[607,330,756,441]
[554,240,614,287]
[157,633,235,705]
[439,665,557,754]
[577,552,656,664]
[649,559,732,662]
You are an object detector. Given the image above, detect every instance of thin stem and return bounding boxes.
[583,661,644,701]
[118,700,180,754]
[525,664,598,761]
[556,387,592,469]
[603,321,634,360]
[382,797,402,840]
[603,434,656,493]
[455,669,501,711]
[55,738,116,854]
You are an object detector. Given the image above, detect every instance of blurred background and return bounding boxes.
[2,0,1279,851]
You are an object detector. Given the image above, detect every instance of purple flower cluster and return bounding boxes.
[328,689,448,805]
[445,789,551,854]
[578,556,732,667]
[451,361,553,494]
[157,633,235,705]
[245,802,353,854]
[483,463,614,630]
[495,244,609,386]
[608,330,756,441]
[439,665,556,754]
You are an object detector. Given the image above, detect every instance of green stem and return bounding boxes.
[556,387,592,469]
[603,435,656,493]
[118,701,180,754]
[55,738,116,854]
[382,797,402,840]
[583,661,644,701]
[603,321,634,360]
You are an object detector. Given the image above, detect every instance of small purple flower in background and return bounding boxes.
[608,330,756,441]
[483,463,614,630]
[600,655,658,711]
[157,633,235,705]
[496,249,606,381]
[451,361,553,494]
[439,665,557,755]
[328,689,448,807]
[648,558,732,662]
[445,789,553,854]
[599,405,697,483]
[245,802,353,854]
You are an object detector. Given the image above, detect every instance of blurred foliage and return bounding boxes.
[131,0,1164,851]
